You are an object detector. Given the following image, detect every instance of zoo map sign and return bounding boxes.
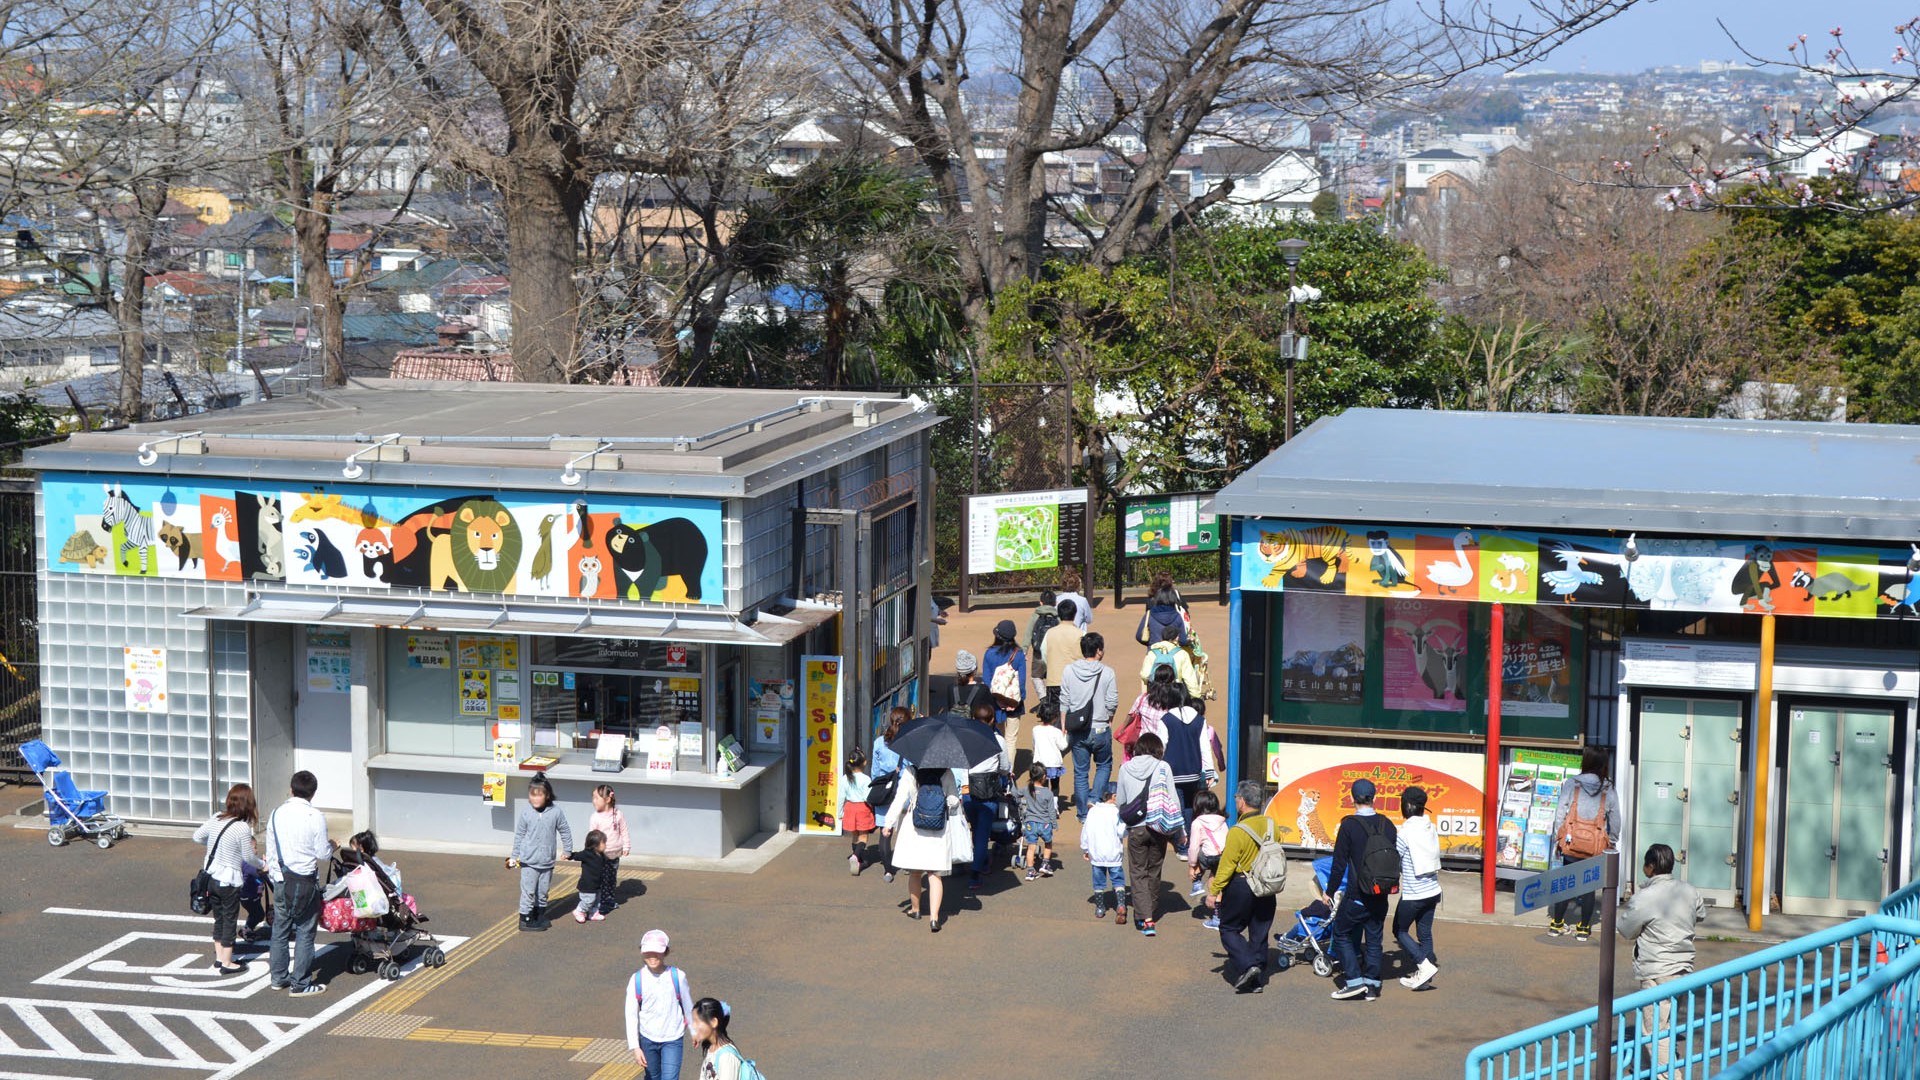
[44,475,724,606]
[965,488,1088,575]
[1238,518,1920,621]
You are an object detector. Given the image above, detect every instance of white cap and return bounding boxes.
[640,929,670,954]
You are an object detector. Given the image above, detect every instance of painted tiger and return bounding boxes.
[1258,526,1350,587]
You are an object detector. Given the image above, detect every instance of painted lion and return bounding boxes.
[434,498,523,594]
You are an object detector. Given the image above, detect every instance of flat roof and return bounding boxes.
[1215,409,1920,543]
[26,380,941,498]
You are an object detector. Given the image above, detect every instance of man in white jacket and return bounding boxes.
[1393,785,1444,990]
[1620,844,1705,1076]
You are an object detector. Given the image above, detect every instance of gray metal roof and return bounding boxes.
[1214,409,1920,543]
[25,380,942,499]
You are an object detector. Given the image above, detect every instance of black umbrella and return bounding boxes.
[888,714,1002,770]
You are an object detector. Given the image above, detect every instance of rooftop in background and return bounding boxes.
[27,381,942,498]
[1215,409,1920,543]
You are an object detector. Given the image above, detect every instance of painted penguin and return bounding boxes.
[302,528,349,580]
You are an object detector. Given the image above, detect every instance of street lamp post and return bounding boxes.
[1278,237,1310,442]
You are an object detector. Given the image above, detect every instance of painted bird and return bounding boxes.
[1542,544,1603,602]
[530,513,559,587]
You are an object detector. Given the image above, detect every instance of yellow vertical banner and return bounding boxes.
[801,655,844,835]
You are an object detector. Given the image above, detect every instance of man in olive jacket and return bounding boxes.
[1619,843,1705,1074]
[1206,780,1277,994]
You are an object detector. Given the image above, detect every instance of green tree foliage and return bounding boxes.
[985,216,1443,512]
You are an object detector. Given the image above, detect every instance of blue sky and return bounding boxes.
[1512,0,1845,73]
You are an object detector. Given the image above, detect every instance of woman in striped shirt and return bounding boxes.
[1393,785,1443,991]
[193,784,262,975]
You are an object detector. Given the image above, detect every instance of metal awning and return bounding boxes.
[747,601,841,645]
[182,593,791,647]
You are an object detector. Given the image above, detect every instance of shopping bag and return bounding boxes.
[946,815,974,865]
[342,865,390,918]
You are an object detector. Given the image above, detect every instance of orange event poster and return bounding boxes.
[1263,742,1486,859]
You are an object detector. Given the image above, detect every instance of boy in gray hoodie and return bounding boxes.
[1060,632,1119,822]
[1620,843,1705,1074]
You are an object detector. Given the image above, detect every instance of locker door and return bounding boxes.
[1782,708,1840,914]
[1636,698,1691,877]
[1833,709,1894,909]
[1686,700,1743,895]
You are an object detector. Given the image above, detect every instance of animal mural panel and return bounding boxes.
[42,477,724,606]
[1238,518,1920,621]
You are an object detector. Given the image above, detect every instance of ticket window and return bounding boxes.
[526,638,705,763]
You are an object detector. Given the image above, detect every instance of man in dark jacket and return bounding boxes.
[1323,777,1395,1001]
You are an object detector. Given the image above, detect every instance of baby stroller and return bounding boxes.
[22,740,126,848]
[1275,856,1341,977]
[993,785,1024,868]
[319,855,445,981]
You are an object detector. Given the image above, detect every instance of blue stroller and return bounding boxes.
[23,740,126,848]
[1275,855,1341,977]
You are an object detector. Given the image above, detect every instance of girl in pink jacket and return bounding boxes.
[590,784,632,917]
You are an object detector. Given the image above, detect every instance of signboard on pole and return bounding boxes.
[964,488,1089,574]
[1512,852,1611,915]
[799,655,844,836]
[1121,492,1221,557]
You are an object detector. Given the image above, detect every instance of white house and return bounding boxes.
[1400,147,1481,194]
[1182,147,1322,219]
[1772,121,1909,183]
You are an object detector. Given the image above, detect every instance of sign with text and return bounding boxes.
[1263,742,1487,858]
[965,488,1089,574]
[1513,852,1612,915]
[1121,492,1221,557]
[800,655,844,836]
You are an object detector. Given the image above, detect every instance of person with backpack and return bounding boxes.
[882,763,961,931]
[981,620,1028,755]
[1024,590,1060,674]
[1134,571,1190,647]
[961,701,1012,891]
[1115,731,1188,937]
[1324,777,1398,1001]
[870,708,910,884]
[1549,745,1622,942]
[690,998,765,1080]
[625,929,696,1078]
[1159,694,1209,853]
[1039,598,1085,707]
[1393,785,1443,991]
[1060,632,1119,822]
[1206,781,1286,993]
[1139,624,1202,700]
[948,650,987,718]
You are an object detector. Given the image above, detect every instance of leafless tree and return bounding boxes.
[811,0,1645,351]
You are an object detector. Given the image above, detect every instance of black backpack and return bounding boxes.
[1351,816,1401,896]
[1030,609,1059,653]
[911,776,948,831]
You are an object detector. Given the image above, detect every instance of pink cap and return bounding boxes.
[640,929,669,954]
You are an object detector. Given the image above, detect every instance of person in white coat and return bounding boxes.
[1393,785,1444,990]
[884,765,962,931]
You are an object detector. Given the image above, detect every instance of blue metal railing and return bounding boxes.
[1464,915,1920,1079]
[1712,937,1920,1080]
[1881,878,1920,923]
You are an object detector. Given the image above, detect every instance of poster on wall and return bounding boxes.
[495,669,522,704]
[1122,493,1222,557]
[1239,517,1920,621]
[305,630,351,694]
[800,655,844,836]
[748,650,794,750]
[406,635,450,668]
[44,477,726,606]
[481,772,508,806]
[459,668,492,717]
[1503,608,1575,718]
[1264,742,1486,858]
[1381,599,1468,712]
[1279,592,1366,704]
[123,647,168,713]
[457,636,518,669]
[964,489,1088,574]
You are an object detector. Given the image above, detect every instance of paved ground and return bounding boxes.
[0,822,1767,1080]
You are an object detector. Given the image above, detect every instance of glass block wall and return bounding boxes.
[36,491,254,823]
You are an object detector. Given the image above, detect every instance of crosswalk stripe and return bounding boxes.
[64,1007,137,1058]
[126,1010,210,1067]
[10,1006,79,1057]
[183,1014,252,1061]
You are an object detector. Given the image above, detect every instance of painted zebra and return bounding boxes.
[101,484,155,573]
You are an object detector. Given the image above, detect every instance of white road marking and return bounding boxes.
[125,1010,209,1067]
[0,1071,98,1080]
[10,1005,79,1057]
[34,933,309,999]
[42,908,212,925]
[66,1005,140,1058]
[182,1014,251,1061]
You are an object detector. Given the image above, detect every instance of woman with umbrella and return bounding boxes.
[882,709,1005,932]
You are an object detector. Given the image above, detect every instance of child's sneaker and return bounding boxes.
[589,911,606,922]
[1093,902,1107,919]
[1039,864,1054,877]
[1025,868,1038,882]
[1575,923,1592,943]
[1139,920,1156,937]
[573,910,587,924]
[1547,919,1567,937]
[849,852,861,876]
[1189,880,1206,898]
[1203,915,1221,930]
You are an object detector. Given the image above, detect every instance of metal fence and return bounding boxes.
[1465,892,1920,1079]
[0,473,37,781]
